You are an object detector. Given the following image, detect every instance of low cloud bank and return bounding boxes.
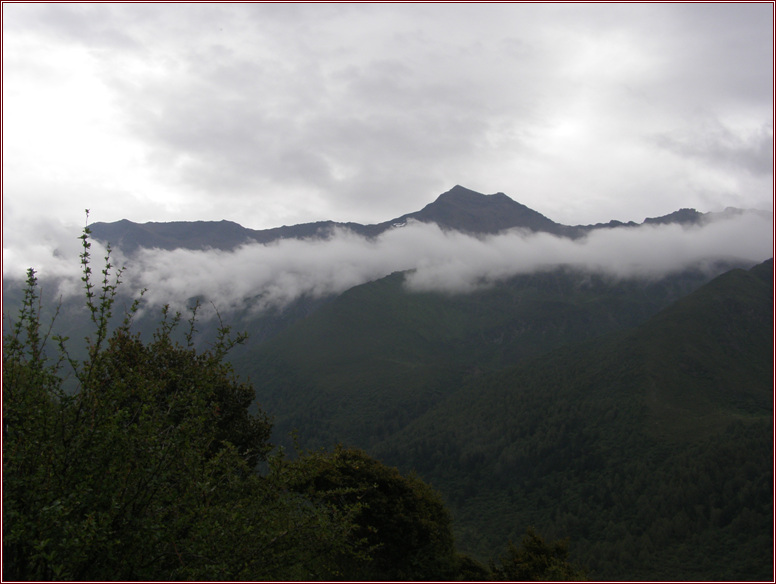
[4,212,772,317]
[405,211,773,292]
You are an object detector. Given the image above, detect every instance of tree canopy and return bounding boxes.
[2,224,357,580]
[490,527,587,581]
[283,445,460,580]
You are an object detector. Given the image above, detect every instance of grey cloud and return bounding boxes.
[98,6,538,197]
[2,4,140,49]
[639,5,774,116]
[672,3,773,102]
[2,216,115,302]
[403,213,774,293]
[653,120,774,177]
[104,18,524,220]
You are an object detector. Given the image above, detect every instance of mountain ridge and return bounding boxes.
[88,185,769,253]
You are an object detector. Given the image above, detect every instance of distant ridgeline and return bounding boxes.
[88,184,769,253]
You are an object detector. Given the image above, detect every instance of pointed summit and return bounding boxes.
[89,184,743,254]
[436,184,488,202]
[402,185,565,236]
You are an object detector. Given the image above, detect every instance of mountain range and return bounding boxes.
[88,184,766,254]
[5,186,774,580]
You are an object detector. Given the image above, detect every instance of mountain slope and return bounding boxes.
[379,185,567,236]
[243,263,749,451]
[638,258,773,438]
[88,218,257,253]
[371,259,773,580]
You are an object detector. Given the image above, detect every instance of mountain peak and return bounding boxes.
[437,184,485,200]
[406,186,563,236]
[436,185,511,205]
[643,208,703,226]
[89,185,754,255]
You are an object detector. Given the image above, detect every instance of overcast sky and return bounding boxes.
[3,3,774,288]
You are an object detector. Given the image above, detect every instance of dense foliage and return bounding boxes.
[244,266,734,451]
[2,231,360,580]
[283,446,460,580]
[373,261,774,580]
[490,527,588,581]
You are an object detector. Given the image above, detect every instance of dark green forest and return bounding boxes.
[241,259,774,581]
[3,222,773,580]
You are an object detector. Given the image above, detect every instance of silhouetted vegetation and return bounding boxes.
[2,224,357,580]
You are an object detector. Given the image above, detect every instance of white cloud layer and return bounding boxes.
[6,213,770,317]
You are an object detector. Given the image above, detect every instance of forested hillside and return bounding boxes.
[241,263,750,450]
[239,259,773,580]
[371,259,774,579]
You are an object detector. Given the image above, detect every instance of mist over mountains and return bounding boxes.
[88,184,772,250]
[3,185,773,580]
[31,185,765,314]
